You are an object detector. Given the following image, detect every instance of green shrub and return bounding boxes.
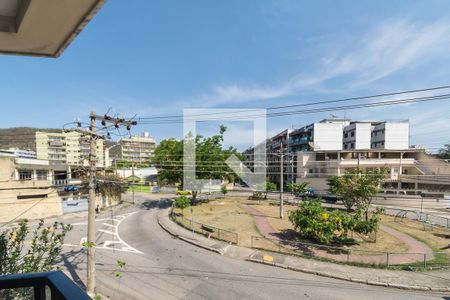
[174,195,191,214]
[288,199,383,244]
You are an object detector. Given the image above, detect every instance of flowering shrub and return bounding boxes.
[288,199,382,244]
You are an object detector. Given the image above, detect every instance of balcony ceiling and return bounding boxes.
[0,0,107,57]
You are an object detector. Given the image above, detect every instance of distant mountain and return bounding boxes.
[0,127,61,151]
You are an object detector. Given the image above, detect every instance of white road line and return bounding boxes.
[113,212,143,254]
[102,223,116,228]
[98,229,114,235]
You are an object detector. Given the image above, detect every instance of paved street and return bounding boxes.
[56,194,447,300]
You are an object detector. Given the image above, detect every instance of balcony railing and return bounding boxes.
[53,179,68,186]
[0,271,90,300]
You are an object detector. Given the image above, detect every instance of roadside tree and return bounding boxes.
[327,168,386,219]
[152,126,242,201]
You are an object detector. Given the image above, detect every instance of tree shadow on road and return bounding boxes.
[139,198,173,210]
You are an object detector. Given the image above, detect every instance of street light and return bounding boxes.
[270,146,296,219]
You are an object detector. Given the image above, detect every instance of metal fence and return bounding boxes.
[171,213,238,244]
[384,208,450,230]
[251,235,450,269]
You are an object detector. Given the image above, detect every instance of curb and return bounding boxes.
[158,209,449,293]
[247,257,449,292]
[157,212,224,255]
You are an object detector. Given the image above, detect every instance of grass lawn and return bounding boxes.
[173,197,260,247]
[128,185,151,193]
[172,198,450,268]
[250,202,409,253]
[381,214,450,252]
[173,198,435,254]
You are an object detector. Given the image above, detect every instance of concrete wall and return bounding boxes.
[385,122,409,150]
[0,156,63,222]
[355,123,371,149]
[313,123,343,151]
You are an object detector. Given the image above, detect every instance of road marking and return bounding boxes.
[263,255,273,262]
[64,212,143,254]
[98,229,114,235]
[102,223,116,228]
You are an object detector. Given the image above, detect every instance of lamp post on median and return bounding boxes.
[271,143,296,219]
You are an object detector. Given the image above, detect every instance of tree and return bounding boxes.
[287,181,310,197]
[0,219,72,298]
[288,199,383,244]
[152,126,242,201]
[174,195,191,215]
[437,142,450,159]
[327,168,387,220]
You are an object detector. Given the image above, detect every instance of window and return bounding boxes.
[19,170,32,181]
[344,144,348,149]
[344,133,348,138]
[350,143,354,148]
[36,170,48,180]
[350,132,354,137]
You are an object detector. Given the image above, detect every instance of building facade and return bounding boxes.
[0,148,37,159]
[0,156,63,222]
[119,132,156,164]
[243,118,450,193]
[36,131,105,167]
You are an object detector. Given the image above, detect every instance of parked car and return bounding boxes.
[64,185,79,192]
[304,188,316,198]
[151,186,161,193]
[176,189,192,196]
[321,192,340,203]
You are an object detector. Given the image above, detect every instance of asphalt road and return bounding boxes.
[58,194,448,300]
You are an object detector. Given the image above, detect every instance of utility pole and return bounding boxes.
[86,111,97,296]
[132,160,135,204]
[280,142,284,219]
[70,112,137,296]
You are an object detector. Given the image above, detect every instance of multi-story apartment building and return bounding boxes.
[343,120,409,150]
[243,118,449,193]
[36,131,105,167]
[119,132,156,164]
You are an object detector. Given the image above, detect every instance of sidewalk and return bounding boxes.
[158,207,450,292]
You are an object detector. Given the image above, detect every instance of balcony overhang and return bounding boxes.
[0,0,107,58]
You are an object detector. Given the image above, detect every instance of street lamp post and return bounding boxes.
[271,144,296,219]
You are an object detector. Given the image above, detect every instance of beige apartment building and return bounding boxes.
[0,156,63,222]
[296,149,450,194]
[36,131,106,167]
[119,132,156,164]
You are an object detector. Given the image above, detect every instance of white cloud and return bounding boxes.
[196,18,450,106]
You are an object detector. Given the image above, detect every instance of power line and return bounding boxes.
[137,93,450,124]
[138,84,450,121]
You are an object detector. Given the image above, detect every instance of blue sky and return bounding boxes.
[1,0,450,151]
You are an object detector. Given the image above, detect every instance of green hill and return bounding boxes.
[0,127,118,152]
[0,127,61,151]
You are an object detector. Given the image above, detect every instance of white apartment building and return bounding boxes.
[119,132,156,164]
[343,120,409,150]
[243,118,450,193]
[371,121,409,150]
